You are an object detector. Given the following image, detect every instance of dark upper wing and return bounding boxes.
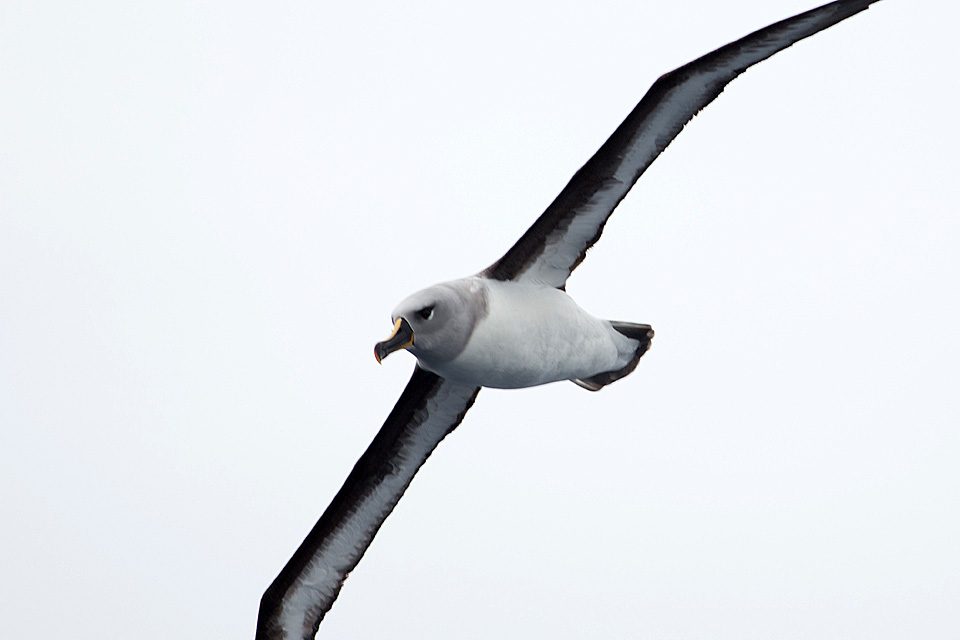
[483,0,882,289]
[256,367,480,640]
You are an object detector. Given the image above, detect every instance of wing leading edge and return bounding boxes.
[256,367,480,640]
[483,0,882,289]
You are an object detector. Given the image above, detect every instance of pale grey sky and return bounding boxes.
[2,1,958,638]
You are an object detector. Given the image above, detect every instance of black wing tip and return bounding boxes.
[255,366,445,640]
[483,0,883,287]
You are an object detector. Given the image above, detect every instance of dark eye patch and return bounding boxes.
[417,306,434,320]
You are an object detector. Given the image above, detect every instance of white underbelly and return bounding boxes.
[427,281,629,388]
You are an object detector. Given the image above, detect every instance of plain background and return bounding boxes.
[2,1,958,638]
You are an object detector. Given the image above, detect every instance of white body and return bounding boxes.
[418,278,636,389]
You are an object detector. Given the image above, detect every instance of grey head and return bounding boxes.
[374,277,488,369]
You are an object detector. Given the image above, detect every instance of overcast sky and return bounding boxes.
[2,1,958,638]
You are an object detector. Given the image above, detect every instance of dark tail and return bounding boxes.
[573,322,654,391]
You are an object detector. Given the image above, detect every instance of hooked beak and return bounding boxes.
[374,317,414,363]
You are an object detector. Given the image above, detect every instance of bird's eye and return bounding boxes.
[418,306,434,320]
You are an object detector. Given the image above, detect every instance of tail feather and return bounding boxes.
[572,322,654,391]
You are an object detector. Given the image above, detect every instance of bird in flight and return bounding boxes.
[256,1,883,638]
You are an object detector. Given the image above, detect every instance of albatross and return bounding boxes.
[257,1,883,637]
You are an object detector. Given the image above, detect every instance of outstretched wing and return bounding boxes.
[483,0,881,289]
[256,367,480,640]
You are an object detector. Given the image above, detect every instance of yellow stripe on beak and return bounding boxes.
[374,317,415,363]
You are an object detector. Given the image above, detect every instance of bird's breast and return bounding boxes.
[422,280,623,388]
